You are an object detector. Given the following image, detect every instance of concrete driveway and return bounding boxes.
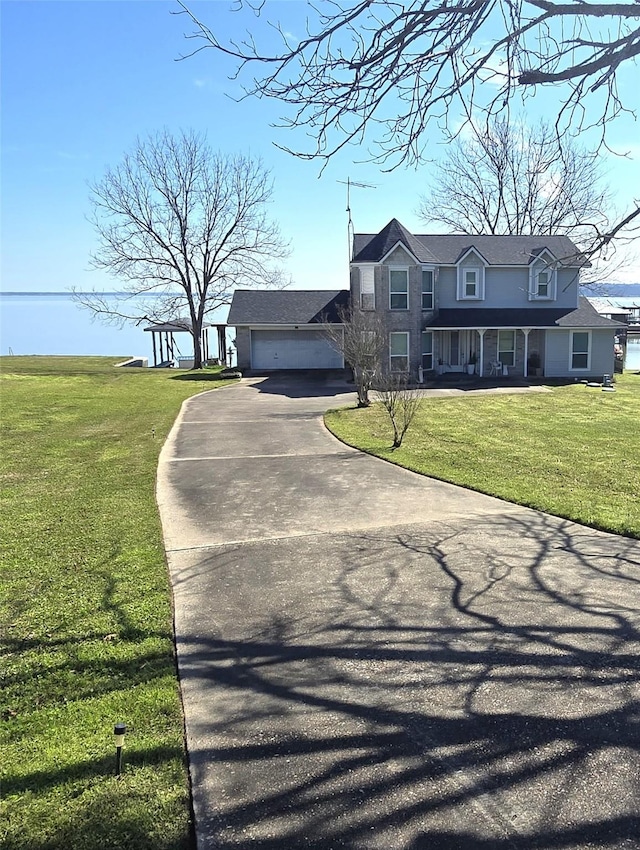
[157,375,640,850]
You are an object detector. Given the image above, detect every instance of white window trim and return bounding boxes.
[569,329,592,371]
[529,258,558,301]
[457,266,485,300]
[421,267,435,310]
[389,331,410,371]
[389,267,409,310]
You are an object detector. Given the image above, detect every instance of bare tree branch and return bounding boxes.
[375,374,422,449]
[176,0,639,253]
[323,304,387,406]
[417,119,625,279]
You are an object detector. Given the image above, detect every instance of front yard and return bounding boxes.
[325,372,640,539]
[0,357,233,850]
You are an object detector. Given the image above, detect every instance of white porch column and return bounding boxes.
[523,328,531,377]
[478,329,486,377]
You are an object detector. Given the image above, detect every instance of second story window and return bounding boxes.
[465,269,478,297]
[536,270,550,297]
[457,265,484,300]
[359,266,375,310]
[390,269,409,309]
[421,270,434,310]
[529,258,557,300]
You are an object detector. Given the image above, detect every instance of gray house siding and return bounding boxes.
[550,268,580,310]
[545,329,614,378]
[347,220,618,380]
[435,266,579,310]
[352,262,598,379]
[435,268,457,308]
[235,327,251,371]
[590,329,618,376]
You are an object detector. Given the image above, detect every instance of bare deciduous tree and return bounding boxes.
[177,0,640,254]
[79,129,289,368]
[375,375,421,449]
[419,121,612,239]
[323,304,387,407]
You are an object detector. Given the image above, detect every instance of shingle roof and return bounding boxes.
[353,220,587,267]
[352,218,439,264]
[228,289,350,326]
[424,297,621,329]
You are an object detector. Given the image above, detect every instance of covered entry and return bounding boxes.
[250,329,343,370]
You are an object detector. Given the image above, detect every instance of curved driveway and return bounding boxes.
[158,376,640,850]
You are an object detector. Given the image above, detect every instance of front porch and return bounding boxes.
[428,327,545,379]
[419,370,539,390]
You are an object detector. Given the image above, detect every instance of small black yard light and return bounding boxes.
[114,722,127,777]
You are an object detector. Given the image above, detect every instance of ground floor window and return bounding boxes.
[498,330,515,367]
[571,331,591,370]
[421,332,433,370]
[390,332,409,371]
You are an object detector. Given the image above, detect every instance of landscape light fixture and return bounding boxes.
[114,722,127,777]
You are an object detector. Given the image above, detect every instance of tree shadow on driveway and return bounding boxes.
[173,511,640,849]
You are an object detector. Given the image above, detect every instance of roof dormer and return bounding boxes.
[528,249,558,301]
[456,247,487,301]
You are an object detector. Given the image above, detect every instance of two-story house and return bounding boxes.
[351,219,618,379]
[229,218,618,379]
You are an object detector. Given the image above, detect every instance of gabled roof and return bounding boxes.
[352,220,587,267]
[228,289,350,326]
[454,245,490,265]
[529,246,557,264]
[352,218,438,264]
[424,297,621,330]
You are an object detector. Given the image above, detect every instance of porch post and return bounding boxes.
[151,332,157,367]
[523,328,531,378]
[478,329,486,377]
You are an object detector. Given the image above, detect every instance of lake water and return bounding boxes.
[0,293,228,362]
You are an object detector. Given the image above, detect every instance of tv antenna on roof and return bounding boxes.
[337,178,376,261]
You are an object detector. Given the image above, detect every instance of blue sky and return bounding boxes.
[2,0,639,296]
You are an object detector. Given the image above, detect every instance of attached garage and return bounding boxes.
[251,329,343,370]
[228,289,349,373]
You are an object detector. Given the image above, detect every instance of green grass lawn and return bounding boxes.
[0,356,234,850]
[325,372,640,539]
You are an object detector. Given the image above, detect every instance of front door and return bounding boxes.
[444,330,475,371]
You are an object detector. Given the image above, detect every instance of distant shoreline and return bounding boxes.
[0,291,180,297]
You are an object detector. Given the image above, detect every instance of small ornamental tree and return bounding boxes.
[375,374,421,449]
[323,304,387,407]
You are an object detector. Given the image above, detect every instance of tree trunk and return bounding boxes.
[192,325,203,369]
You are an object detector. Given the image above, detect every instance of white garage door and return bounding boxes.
[251,329,343,370]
